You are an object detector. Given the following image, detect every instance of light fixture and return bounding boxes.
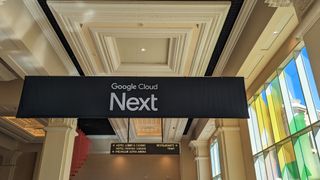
[273,31,279,35]
[140,48,147,52]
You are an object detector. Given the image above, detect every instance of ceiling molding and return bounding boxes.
[108,118,129,142]
[0,117,45,143]
[164,118,188,142]
[0,61,16,81]
[22,0,79,76]
[109,118,188,143]
[83,27,193,75]
[48,1,230,76]
[293,0,320,38]
[213,0,257,76]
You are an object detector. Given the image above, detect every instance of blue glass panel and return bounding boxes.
[300,47,320,120]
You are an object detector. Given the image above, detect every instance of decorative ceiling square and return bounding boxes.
[47,1,230,76]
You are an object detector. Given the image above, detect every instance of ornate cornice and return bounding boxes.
[189,140,210,158]
[265,0,292,7]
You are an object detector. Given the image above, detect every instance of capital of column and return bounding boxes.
[47,118,77,129]
[292,0,314,20]
[189,140,210,158]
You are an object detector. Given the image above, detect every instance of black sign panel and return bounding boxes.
[17,76,248,118]
[110,143,180,155]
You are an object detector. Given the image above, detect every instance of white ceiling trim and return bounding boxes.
[48,1,230,76]
[0,28,48,78]
[86,27,193,75]
[22,0,79,76]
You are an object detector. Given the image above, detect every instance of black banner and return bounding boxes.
[110,143,180,155]
[17,76,248,118]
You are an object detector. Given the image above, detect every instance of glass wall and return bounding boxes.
[248,46,320,180]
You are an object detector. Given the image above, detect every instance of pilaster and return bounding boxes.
[37,118,77,180]
[189,140,211,180]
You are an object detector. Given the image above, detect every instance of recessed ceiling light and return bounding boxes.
[140,48,147,52]
[273,31,279,35]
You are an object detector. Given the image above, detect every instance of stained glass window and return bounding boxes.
[248,105,263,154]
[254,154,268,180]
[247,46,320,180]
[282,60,310,134]
[266,77,290,142]
[264,148,281,179]
[293,131,320,180]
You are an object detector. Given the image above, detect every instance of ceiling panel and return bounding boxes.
[48,1,230,76]
[117,38,169,64]
[132,118,162,137]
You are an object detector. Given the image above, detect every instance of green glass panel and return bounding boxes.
[277,141,299,180]
[293,131,320,180]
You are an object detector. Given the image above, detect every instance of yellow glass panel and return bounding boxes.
[253,98,268,149]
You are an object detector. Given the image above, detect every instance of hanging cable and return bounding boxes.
[161,118,164,143]
[127,118,130,143]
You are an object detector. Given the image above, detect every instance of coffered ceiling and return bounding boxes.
[47,1,230,76]
[0,0,260,146]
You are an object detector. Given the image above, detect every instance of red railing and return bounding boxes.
[70,129,90,177]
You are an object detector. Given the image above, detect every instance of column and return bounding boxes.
[189,140,211,180]
[37,118,77,180]
[216,127,247,180]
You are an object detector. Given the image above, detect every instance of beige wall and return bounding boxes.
[71,154,180,180]
[180,139,197,180]
[304,17,320,94]
[0,79,23,116]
